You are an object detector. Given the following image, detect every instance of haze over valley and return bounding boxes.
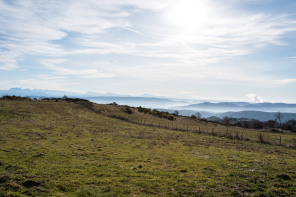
[1,88,296,122]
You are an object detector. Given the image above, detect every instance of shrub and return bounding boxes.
[124,107,133,114]
[283,119,296,132]
[0,95,31,101]
[137,106,151,114]
[173,110,179,116]
[167,116,175,121]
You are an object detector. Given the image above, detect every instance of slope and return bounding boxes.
[0,100,296,196]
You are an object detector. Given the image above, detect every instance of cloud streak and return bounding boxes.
[41,59,115,79]
[273,79,296,84]
[0,51,20,70]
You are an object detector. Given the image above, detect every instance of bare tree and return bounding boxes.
[173,110,179,116]
[284,119,296,132]
[195,112,202,119]
[222,116,232,127]
[274,112,283,126]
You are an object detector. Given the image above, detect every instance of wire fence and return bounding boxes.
[104,114,296,148]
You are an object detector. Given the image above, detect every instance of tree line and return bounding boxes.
[220,112,296,132]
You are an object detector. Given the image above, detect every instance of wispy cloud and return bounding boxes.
[0,0,295,102]
[0,78,77,92]
[288,57,296,63]
[0,51,20,71]
[40,59,114,79]
[1,0,295,67]
[273,78,296,84]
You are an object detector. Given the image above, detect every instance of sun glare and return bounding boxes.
[166,0,209,31]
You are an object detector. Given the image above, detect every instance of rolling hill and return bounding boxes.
[219,111,296,122]
[1,99,296,196]
[179,101,296,113]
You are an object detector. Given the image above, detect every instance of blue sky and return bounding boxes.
[0,0,295,103]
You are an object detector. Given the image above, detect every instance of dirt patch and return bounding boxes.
[276,174,292,181]
[22,180,41,188]
[0,176,10,183]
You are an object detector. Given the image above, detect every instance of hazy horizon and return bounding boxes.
[2,87,296,106]
[0,0,296,103]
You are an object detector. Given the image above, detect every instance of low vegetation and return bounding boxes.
[137,106,176,121]
[220,116,296,132]
[1,98,296,196]
[92,102,296,147]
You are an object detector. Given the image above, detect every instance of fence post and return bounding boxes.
[259,133,264,143]
[236,131,239,139]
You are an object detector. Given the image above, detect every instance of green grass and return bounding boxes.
[0,100,296,196]
[93,104,296,146]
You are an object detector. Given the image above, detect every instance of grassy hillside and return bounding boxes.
[1,100,296,196]
[93,103,296,146]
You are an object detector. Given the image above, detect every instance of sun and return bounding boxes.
[165,0,209,31]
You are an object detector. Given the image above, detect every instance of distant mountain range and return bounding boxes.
[219,111,296,122]
[177,102,296,113]
[160,109,296,122]
[1,88,295,121]
[0,88,192,108]
[0,88,123,98]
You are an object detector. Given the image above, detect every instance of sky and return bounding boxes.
[0,0,296,103]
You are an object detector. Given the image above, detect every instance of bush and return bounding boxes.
[108,102,118,105]
[191,115,197,119]
[0,95,31,101]
[167,116,175,121]
[137,106,151,114]
[283,119,296,132]
[173,110,179,116]
[124,107,133,114]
